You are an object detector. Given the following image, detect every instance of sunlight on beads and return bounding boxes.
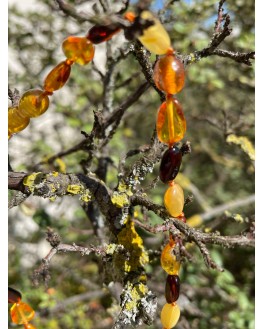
[10,302,35,325]
[161,242,181,275]
[164,183,184,218]
[44,60,72,92]
[18,89,50,118]
[8,107,30,138]
[62,36,95,65]
[160,303,180,329]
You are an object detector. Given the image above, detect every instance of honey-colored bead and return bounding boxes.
[18,89,49,118]
[160,303,180,329]
[164,183,184,218]
[161,242,180,275]
[43,60,71,92]
[62,36,95,65]
[153,54,185,94]
[10,302,35,325]
[156,96,186,145]
[138,11,171,55]
[8,287,22,304]
[8,107,30,137]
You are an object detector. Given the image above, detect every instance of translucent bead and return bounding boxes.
[153,54,185,94]
[18,89,49,118]
[8,287,22,304]
[87,25,120,44]
[160,303,180,329]
[8,107,30,137]
[159,146,182,183]
[62,36,95,65]
[43,60,71,92]
[156,96,186,146]
[10,302,35,325]
[161,242,180,275]
[165,275,180,303]
[164,183,184,218]
[137,11,171,55]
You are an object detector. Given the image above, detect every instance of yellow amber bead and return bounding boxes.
[138,11,171,55]
[156,96,186,146]
[153,54,185,94]
[160,303,180,329]
[164,183,184,218]
[161,242,181,275]
[43,60,71,92]
[8,107,30,137]
[10,302,35,325]
[62,36,95,65]
[18,89,49,118]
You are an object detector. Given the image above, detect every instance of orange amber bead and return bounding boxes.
[10,302,35,325]
[160,303,180,329]
[138,11,171,55]
[153,54,185,94]
[62,36,95,65]
[8,107,30,137]
[43,60,71,92]
[164,183,184,218]
[18,89,49,118]
[161,242,180,275]
[156,96,186,145]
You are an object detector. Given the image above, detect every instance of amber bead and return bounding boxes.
[160,303,180,329]
[177,212,186,223]
[153,54,185,94]
[62,36,95,65]
[10,302,35,324]
[156,96,186,146]
[164,183,184,218]
[161,242,180,275]
[8,107,30,137]
[159,146,182,183]
[165,275,180,303]
[18,89,49,118]
[87,25,121,44]
[138,11,171,55]
[8,287,22,304]
[43,60,71,92]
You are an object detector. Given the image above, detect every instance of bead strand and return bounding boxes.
[8,287,37,329]
[134,10,188,329]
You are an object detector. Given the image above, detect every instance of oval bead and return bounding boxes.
[8,107,30,137]
[8,287,22,304]
[160,303,180,329]
[161,242,180,275]
[165,275,180,303]
[87,25,121,44]
[164,183,184,218]
[62,36,95,65]
[159,146,182,183]
[43,60,71,92]
[153,54,185,94]
[156,97,186,146]
[138,11,171,55]
[10,302,35,324]
[18,89,49,118]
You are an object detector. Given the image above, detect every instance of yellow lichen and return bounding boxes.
[111,192,129,208]
[51,171,59,177]
[67,184,83,195]
[117,218,149,273]
[23,172,45,192]
[118,181,133,196]
[54,158,67,173]
[80,190,92,202]
[226,134,255,161]
[124,282,149,311]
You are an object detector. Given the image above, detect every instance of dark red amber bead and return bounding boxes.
[165,275,180,303]
[159,146,182,183]
[87,25,120,44]
[8,287,22,303]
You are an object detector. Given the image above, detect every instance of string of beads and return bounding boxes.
[9,9,188,329]
[8,287,36,329]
